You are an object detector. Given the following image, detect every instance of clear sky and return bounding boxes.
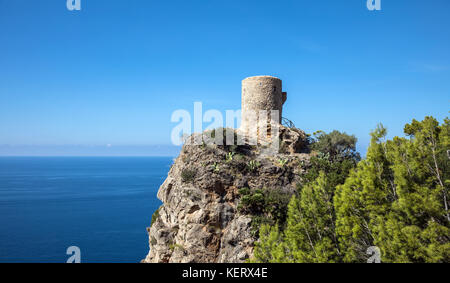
[0,0,449,156]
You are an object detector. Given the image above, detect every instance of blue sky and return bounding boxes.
[0,0,449,156]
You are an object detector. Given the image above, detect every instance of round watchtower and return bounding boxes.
[241,76,287,135]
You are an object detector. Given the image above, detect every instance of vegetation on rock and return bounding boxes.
[252,117,450,263]
[335,117,449,263]
[252,129,359,262]
[181,168,196,183]
[238,187,292,236]
[150,206,161,227]
[146,116,449,263]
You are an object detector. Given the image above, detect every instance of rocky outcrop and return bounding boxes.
[143,126,310,263]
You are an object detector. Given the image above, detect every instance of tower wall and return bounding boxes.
[241,76,287,134]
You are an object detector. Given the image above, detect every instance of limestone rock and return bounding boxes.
[143,127,310,263]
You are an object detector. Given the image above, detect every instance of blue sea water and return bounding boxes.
[0,157,173,263]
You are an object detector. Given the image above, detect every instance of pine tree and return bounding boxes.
[335,117,450,262]
[334,124,393,262]
[251,224,286,263]
[284,173,340,262]
[252,119,449,262]
[252,130,359,263]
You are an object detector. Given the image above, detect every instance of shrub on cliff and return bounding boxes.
[151,207,161,227]
[181,169,196,183]
[238,187,292,236]
[252,130,360,262]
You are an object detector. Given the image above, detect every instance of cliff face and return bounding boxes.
[143,127,310,263]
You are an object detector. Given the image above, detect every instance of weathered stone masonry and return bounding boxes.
[240,75,287,136]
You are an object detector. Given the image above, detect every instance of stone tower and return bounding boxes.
[240,76,287,137]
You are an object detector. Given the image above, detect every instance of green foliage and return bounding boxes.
[301,131,360,188]
[284,173,341,262]
[253,130,359,263]
[212,162,220,173]
[310,130,361,163]
[335,117,450,263]
[169,243,185,251]
[203,117,449,263]
[250,216,278,238]
[264,189,293,224]
[251,225,286,263]
[247,160,261,172]
[238,187,292,236]
[238,187,250,196]
[301,155,358,191]
[226,152,235,163]
[277,158,288,167]
[253,172,350,263]
[181,168,196,183]
[238,188,266,214]
[151,207,161,227]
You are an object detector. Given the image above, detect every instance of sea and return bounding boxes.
[0,157,173,263]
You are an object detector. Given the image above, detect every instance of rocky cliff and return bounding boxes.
[143,126,310,263]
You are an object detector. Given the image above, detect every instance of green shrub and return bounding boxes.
[309,130,360,162]
[212,162,220,173]
[250,216,275,238]
[238,187,250,196]
[277,159,288,167]
[247,160,260,172]
[239,190,265,213]
[169,243,185,251]
[181,168,196,183]
[238,187,292,236]
[226,152,234,163]
[263,189,292,223]
[151,207,161,227]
